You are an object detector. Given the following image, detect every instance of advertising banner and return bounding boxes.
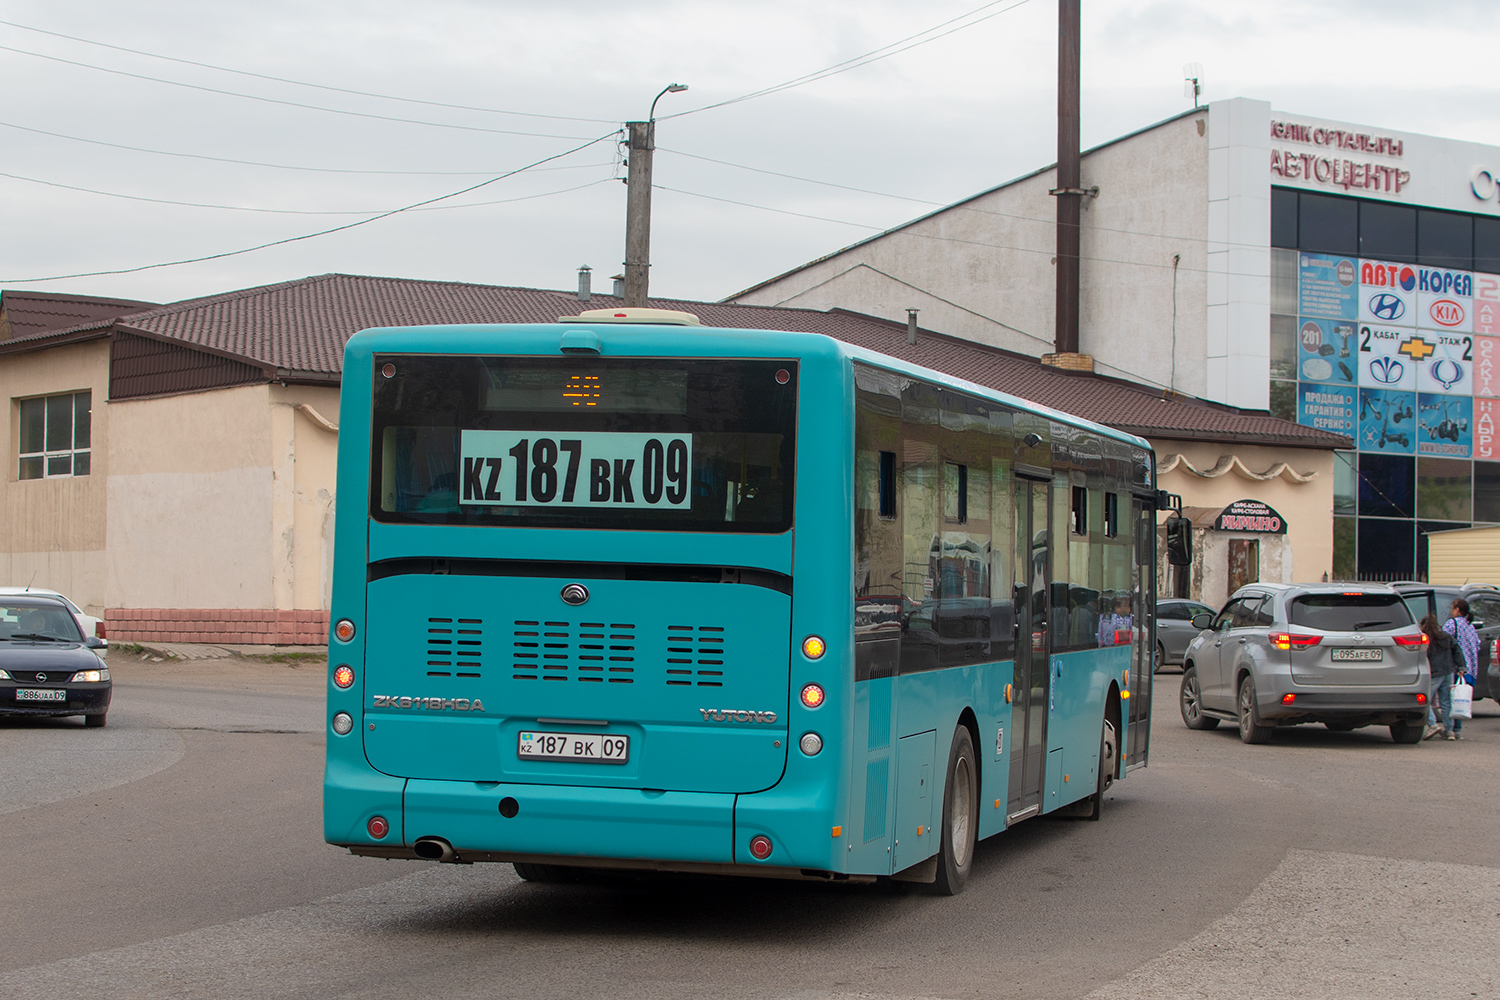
[1297,382,1356,434]
[1417,393,1473,458]
[1299,254,1360,320]
[1358,387,1416,454]
[1358,260,1418,326]
[1357,323,1418,391]
[1475,273,1500,335]
[1414,332,1473,395]
[1476,398,1500,460]
[1415,265,1473,334]
[1297,317,1358,383]
[1474,334,1500,398]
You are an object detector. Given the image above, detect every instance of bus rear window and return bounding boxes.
[1289,594,1413,631]
[371,356,796,533]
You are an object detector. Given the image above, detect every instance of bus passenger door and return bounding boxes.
[1007,477,1051,821]
[1126,496,1156,770]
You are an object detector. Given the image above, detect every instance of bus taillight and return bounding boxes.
[801,635,826,659]
[800,683,825,709]
[367,816,389,839]
[333,665,355,689]
[334,619,357,643]
[748,835,773,860]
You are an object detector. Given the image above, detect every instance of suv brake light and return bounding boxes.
[1269,632,1322,650]
[1392,633,1429,647]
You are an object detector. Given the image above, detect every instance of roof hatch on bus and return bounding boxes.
[555,307,701,325]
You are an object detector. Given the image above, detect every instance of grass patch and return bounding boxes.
[112,642,146,656]
[245,651,327,664]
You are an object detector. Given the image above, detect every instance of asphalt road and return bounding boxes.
[2,656,1497,1000]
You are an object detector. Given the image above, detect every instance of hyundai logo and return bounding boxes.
[1369,293,1405,321]
[560,583,590,606]
[1370,356,1405,384]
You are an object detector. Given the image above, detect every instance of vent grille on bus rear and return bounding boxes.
[425,618,484,678]
[665,625,726,687]
[512,621,636,683]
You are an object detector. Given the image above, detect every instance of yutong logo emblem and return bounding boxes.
[700,708,778,724]
[373,695,486,711]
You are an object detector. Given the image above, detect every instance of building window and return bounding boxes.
[18,391,91,480]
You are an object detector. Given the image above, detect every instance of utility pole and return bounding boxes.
[622,83,687,308]
[623,119,656,307]
[1052,0,1082,356]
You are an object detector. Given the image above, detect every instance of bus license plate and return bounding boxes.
[15,688,67,701]
[1331,648,1383,661]
[518,731,629,764]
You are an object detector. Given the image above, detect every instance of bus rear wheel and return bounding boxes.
[513,862,575,884]
[1083,716,1117,821]
[931,725,978,896]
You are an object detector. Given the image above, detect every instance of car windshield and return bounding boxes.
[0,604,83,641]
[1289,594,1413,631]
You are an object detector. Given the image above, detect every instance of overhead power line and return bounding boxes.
[0,44,597,140]
[0,18,617,124]
[0,119,612,175]
[0,168,615,215]
[661,0,1034,120]
[1,131,619,283]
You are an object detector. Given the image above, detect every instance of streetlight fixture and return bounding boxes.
[623,83,689,307]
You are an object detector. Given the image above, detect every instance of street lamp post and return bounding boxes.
[623,83,687,307]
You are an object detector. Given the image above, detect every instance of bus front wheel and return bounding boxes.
[931,725,978,896]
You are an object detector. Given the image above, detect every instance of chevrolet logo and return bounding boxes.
[1399,336,1435,361]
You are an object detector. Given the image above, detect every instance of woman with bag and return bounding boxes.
[1444,598,1480,740]
[1422,615,1457,740]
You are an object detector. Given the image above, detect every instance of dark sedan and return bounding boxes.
[0,595,112,727]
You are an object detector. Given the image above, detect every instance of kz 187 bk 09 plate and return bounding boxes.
[518,730,629,763]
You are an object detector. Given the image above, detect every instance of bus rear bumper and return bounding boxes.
[401,779,736,864]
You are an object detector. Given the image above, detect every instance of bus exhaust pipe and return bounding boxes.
[414,837,457,862]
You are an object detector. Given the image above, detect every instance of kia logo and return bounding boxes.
[1369,293,1405,321]
[1430,299,1465,327]
[1370,356,1405,384]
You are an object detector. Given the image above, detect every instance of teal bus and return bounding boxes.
[324,308,1160,894]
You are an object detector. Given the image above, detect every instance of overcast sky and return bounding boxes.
[2,0,1498,307]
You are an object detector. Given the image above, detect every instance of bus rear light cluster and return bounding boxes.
[799,732,823,756]
[800,683,825,709]
[367,816,389,839]
[801,635,826,659]
[1269,633,1321,650]
[334,619,357,643]
[333,665,356,689]
[331,712,354,735]
[748,835,773,860]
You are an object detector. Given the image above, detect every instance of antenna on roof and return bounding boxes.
[1183,63,1203,109]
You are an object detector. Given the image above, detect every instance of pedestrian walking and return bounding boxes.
[1443,598,1480,740]
[1422,614,1457,740]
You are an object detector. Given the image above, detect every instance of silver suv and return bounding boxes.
[1179,584,1430,744]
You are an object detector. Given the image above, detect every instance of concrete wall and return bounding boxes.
[1155,437,1336,593]
[732,113,1213,397]
[1207,98,1273,410]
[1427,526,1500,586]
[0,339,111,614]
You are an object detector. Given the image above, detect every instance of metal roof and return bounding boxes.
[0,272,1349,450]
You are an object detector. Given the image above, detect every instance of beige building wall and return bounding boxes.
[1155,437,1335,604]
[732,113,1212,399]
[1427,526,1500,586]
[274,385,340,612]
[106,383,276,609]
[0,339,111,615]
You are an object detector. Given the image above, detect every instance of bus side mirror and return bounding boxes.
[1166,516,1192,566]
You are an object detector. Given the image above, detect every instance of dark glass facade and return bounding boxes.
[1273,188,1500,580]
